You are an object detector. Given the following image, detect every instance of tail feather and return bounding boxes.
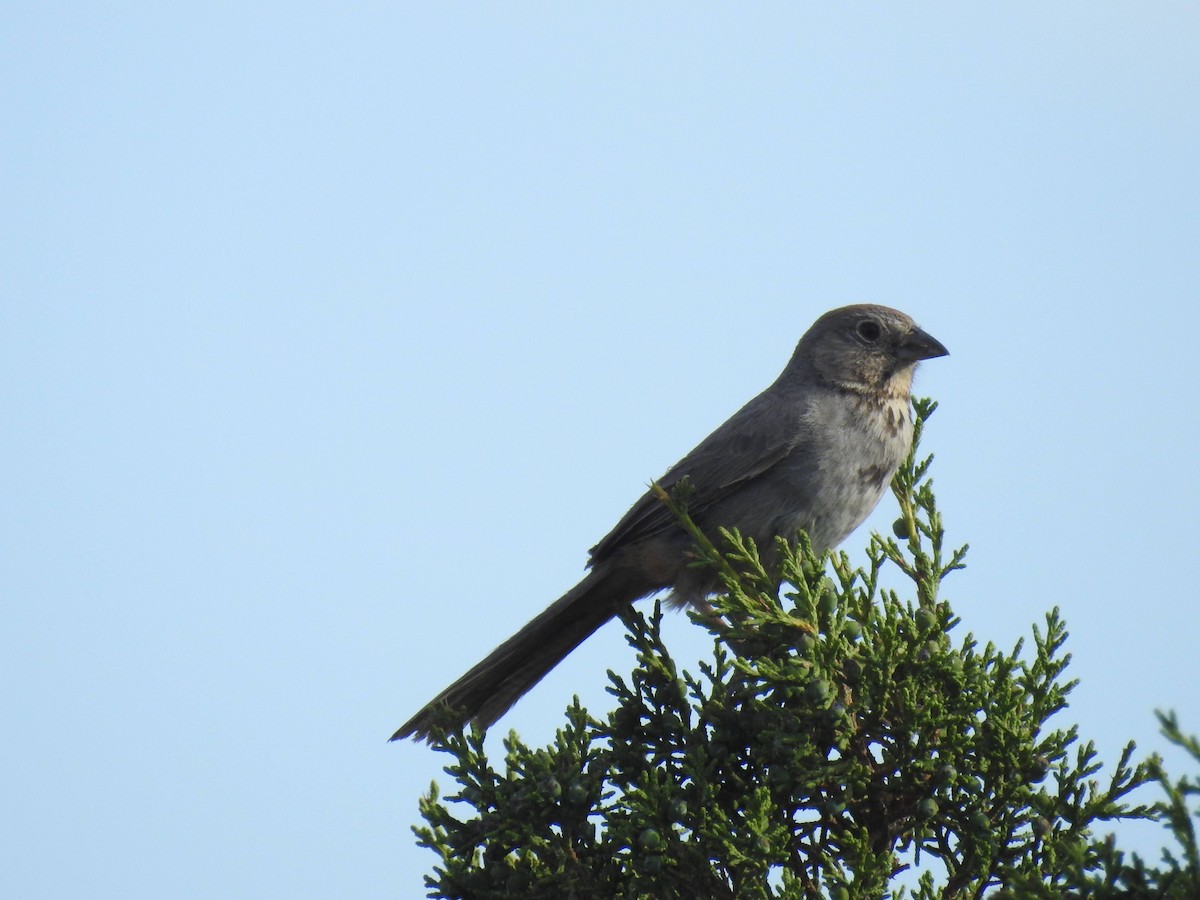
[391,563,647,742]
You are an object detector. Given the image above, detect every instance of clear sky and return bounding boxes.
[4,4,1198,897]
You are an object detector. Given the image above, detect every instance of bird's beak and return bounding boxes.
[896,327,949,362]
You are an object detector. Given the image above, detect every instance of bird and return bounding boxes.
[392,304,947,742]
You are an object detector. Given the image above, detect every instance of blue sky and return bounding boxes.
[4,4,1199,897]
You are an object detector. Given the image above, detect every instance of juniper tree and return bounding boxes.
[413,400,1193,898]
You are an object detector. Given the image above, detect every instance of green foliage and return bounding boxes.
[413,400,1172,898]
[1075,712,1200,898]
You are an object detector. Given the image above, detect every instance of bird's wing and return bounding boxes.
[588,392,804,564]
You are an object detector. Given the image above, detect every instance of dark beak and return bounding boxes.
[896,326,949,362]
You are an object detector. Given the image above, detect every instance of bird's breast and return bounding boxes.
[777,392,913,551]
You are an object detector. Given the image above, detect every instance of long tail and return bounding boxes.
[391,562,649,742]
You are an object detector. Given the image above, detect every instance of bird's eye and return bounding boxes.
[856,320,883,342]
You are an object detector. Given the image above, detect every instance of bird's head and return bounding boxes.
[793,304,948,399]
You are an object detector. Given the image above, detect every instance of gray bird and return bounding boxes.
[393,304,947,742]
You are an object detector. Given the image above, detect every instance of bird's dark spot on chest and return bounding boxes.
[884,404,908,436]
[858,463,893,490]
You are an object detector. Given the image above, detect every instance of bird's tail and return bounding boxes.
[391,562,647,742]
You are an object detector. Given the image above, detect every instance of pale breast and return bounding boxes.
[779,391,913,551]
